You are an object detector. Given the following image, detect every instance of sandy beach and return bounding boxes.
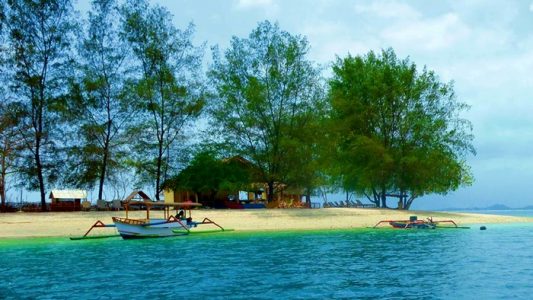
[1,208,532,239]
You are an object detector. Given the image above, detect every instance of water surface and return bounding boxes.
[1,225,532,299]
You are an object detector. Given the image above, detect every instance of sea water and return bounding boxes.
[1,223,532,299]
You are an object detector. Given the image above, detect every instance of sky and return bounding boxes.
[67,0,533,209]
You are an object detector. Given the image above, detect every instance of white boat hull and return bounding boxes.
[113,218,190,239]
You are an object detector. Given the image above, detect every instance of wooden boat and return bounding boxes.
[372,216,469,229]
[71,201,227,240]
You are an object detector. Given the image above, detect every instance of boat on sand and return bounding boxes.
[72,201,227,240]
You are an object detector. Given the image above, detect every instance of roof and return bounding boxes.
[123,190,152,202]
[49,189,87,199]
[126,201,202,207]
[222,155,258,170]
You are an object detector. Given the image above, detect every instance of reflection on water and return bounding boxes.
[1,225,532,299]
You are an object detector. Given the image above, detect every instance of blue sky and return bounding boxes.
[72,0,533,209]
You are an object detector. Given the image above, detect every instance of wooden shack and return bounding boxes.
[123,190,152,203]
[49,189,87,211]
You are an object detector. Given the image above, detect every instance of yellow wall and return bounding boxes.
[163,189,174,204]
[164,188,195,203]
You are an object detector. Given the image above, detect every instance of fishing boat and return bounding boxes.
[372,216,469,229]
[72,200,227,240]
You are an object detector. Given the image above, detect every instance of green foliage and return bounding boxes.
[165,151,251,197]
[59,0,132,201]
[6,0,76,206]
[209,21,325,200]
[0,101,25,208]
[0,0,477,210]
[120,0,205,199]
[328,48,475,209]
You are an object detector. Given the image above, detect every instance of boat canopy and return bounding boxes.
[125,201,202,207]
[123,200,202,220]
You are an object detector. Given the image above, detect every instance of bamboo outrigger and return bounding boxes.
[71,201,228,240]
[372,216,470,229]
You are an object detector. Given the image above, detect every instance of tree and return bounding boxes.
[6,0,76,210]
[0,102,25,211]
[121,0,204,200]
[328,48,475,209]
[165,151,251,205]
[209,21,325,202]
[63,0,131,201]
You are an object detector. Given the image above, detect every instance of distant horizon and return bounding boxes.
[7,189,533,211]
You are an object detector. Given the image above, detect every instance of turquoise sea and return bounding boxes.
[456,209,533,217]
[1,219,532,299]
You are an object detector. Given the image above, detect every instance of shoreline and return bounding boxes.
[0,208,531,239]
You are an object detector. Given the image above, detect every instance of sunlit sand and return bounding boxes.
[1,208,531,239]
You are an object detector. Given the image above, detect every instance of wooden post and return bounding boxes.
[146,204,150,220]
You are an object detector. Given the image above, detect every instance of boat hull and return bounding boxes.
[113,218,190,239]
[389,221,436,229]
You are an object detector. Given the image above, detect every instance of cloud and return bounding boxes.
[530,2,533,12]
[232,0,279,18]
[354,0,421,19]
[299,21,379,64]
[381,13,471,51]
[235,0,274,9]
[352,1,471,52]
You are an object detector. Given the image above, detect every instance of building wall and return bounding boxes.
[163,189,196,204]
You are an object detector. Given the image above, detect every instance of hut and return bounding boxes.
[119,190,154,211]
[164,156,302,208]
[123,190,152,202]
[49,189,87,211]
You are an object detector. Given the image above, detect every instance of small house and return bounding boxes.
[164,156,302,208]
[123,190,152,203]
[49,189,87,211]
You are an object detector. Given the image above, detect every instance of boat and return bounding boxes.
[372,216,469,229]
[71,200,228,240]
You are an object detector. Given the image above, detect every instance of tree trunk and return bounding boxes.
[380,187,387,208]
[397,190,405,210]
[36,150,46,211]
[0,175,5,212]
[34,130,46,211]
[405,196,416,210]
[98,111,112,201]
[155,139,164,201]
[371,188,380,208]
[267,180,274,203]
[1,150,6,211]
[98,144,108,201]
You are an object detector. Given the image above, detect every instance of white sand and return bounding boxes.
[0,208,531,238]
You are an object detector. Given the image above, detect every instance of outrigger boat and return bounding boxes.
[71,201,228,240]
[372,216,469,229]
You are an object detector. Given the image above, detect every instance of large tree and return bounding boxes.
[6,0,76,210]
[0,102,25,211]
[63,0,131,201]
[209,21,325,202]
[121,0,204,200]
[328,48,475,209]
[165,151,252,205]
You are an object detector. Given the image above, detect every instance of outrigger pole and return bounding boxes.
[70,220,118,240]
[371,217,470,229]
